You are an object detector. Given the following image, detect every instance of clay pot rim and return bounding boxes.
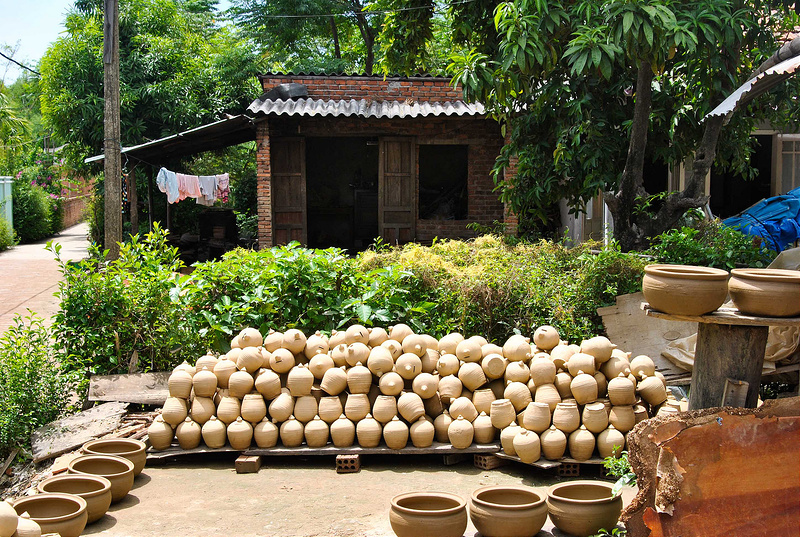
[730,268,800,283]
[391,491,466,516]
[547,480,621,504]
[68,454,135,478]
[82,438,146,458]
[13,492,88,523]
[37,474,112,498]
[471,485,545,511]
[644,263,729,280]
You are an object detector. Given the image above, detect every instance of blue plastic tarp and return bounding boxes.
[723,188,800,251]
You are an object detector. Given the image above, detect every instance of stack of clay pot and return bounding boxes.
[151,324,672,458]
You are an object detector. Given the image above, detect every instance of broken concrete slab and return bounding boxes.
[88,372,170,405]
[31,402,129,462]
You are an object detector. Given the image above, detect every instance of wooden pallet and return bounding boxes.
[493,452,606,476]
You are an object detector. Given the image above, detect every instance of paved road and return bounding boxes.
[0,222,90,334]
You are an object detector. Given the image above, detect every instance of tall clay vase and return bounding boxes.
[568,426,596,461]
[227,417,254,450]
[434,411,453,443]
[552,402,580,434]
[161,397,188,427]
[319,396,345,424]
[448,415,474,449]
[192,367,218,398]
[287,364,315,396]
[253,418,279,448]
[279,416,304,447]
[147,415,174,450]
[384,416,410,449]
[304,416,330,447]
[500,424,522,456]
[540,426,567,460]
[582,402,609,434]
[201,416,227,448]
[345,393,371,422]
[513,430,541,463]
[372,394,398,424]
[521,402,551,433]
[241,393,268,424]
[491,399,517,429]
[609,405,635,433]
[330,414,356,447]
[175,417,202,449]
[293,395,319,423]
[472,412,495,444]
[546,481,623,537]
[409,416,436,448]
[469,485,548,537]
[356,414,383,448]
[268,390,294,422]
[534,383,561,412]
[228,368,255,399]
[597,425,626,458]
[389,491,467,537]
[607,374,637,406]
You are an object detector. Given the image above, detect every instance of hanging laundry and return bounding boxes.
[176,173,203,201]
[197,176,217,206]
[157,167,230,205]
[216,173,230,203]
[156,167,180,204]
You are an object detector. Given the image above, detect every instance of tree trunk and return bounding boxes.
[329,17,341,59]
[103,0,122,259]
[606,60,654,252]
[353,10,374,74]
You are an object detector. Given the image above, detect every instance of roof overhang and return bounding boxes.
[247,97,485,119]
[84,114,258,164]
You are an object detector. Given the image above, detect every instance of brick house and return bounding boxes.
[247,73,515,249]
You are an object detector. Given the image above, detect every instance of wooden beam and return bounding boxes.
[31,402,129,462]
[89,372,170,405]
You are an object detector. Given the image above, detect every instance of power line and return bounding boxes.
[234,0,476,19]
[0,51,41,77]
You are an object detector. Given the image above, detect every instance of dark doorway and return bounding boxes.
[710,135,773,218]
[305,137,379,250]
[419,145,468,220]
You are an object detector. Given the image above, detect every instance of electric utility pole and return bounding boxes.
[104,0,122,259]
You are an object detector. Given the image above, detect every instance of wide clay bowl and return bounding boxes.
[13,493,88,537]
[728,268,800,317]
[68,454,135,503]
[469,485,548,537]
[389,491,467,537]
[82,437,147,476]
[38,474,112,524]
[547,480,623,537]
[642,264,729,316]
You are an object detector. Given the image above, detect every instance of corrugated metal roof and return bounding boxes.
[247,98,484,119]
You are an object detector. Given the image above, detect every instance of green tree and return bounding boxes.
[377,0,800,249]
[0,88,30,174]
[39,0,264,171]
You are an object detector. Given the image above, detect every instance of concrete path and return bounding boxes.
[0,222,90,334]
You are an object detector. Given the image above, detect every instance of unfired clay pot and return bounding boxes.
[609,405,635,433]
[546,480,623,537]
[12,512,40,537]
[356,414,383,447]
[570,371,598,405]
[282,328,307,354]
[345,393,371,422]
[472,412,495,444]
[83,437,146,476]
[729,268,800,317]
[402,334,428,357]
[409,416,435,448]
[550,345,575,369]
[597,425,626,458]
[521,402,550,433]
[146,415,174,450]
[192,366,217,398]
[554,372,573,399]
[502,335,531,362]
[37,474,112,524]
[481,353,507,380]
[579,336,616,364]
[433,411,453,443]
[448,397,478,422]
[568,426,596,461]
[293,395,319,423]
[529,356,557,386]
[438,375,463,403]
[201,416,227,448]
[161,397,188,427]
[469,485,548,537]
[268,391,294,422]
[347,362,373,393]
[503,361,530,385]
[191,396,216,425]
[638,374,668,406]
[540,426,567,460]
[304,416,330,447]
[389,491,467,537]
[396,353,422,380]
[241,393,268,423]
[287,364,314,396]
[437,354,460,377]
[68,454,134,503]
[448,415,474,449]
[533,325,560,351]
[582,402,609,433]
[382,339,403,360]
[472,388,496,415]
[534,383,561,412]
[504,382,532,412]
[0,498,17,536]
[601,355,631,380]
[500,424,522,456]
[567,353,596,376]
[330,414,356,447]
[237,346,263,374]
[227,417,254,450]
[175,417,202,449]
[217,395,242,424]
[438,332,464,355]
[228,368,255,399]
[379,371,405,396]
[255,368,282,399]
[552,402,580,434]
[607,374,637,406]
[12,494,87,537]
[490,399,517,429]
[168,368,193,399]
[253,418,279,448]
[279,416,304,447]
[456,338,483,363]
[367,346,394,377]
[373,395,399,424]
[412,373,439,399]
[369,326,389,347]
[642,264,729,316]
[269,348,295,374]
[321,366,348,395]
[213,356,237,388]
[319,396,345,424]
[513,430,541,463]
[346,343,371,367]
[384,416,410,449]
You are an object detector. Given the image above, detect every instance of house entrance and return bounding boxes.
[306,137,379,250]
[710,135,773,219]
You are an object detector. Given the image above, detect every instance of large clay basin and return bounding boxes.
[38,474,112,523]
[469,485,548,537]
[728,268,800,317]
[68,454,135,503]
[82,437,147,476]
[642,264,729,316]
[13,493,88,537]
[389,491,467,537]
[547,480,623,537]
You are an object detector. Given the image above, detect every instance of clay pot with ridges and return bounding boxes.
[513,429,541,463]
[608,405,635,433]
[356,414,382,447]
[255,368,282,400]
[607,373,637,406]
[433,410,453,443]
[500,424,521,456]
[469,485,547,537]
[402,334,428,357]
[597,425,625,458]
[504,381,533,412]
[253,417,279,448]
[201,416,226,448]
[213,356,237,388]
[490,398,517,430]
[550,345,575,370]
[582,402,609,433]
[397,391,426,422]
[579,336,616,364]
[447,415,474,449]
[472,411,495,444]
[410,416,435,448]
[228,368,255,399]
[175,417,202,449]
[540,426,567,460]
[304,331,329,359]
[346,342,370,367]
[372,394,398,424]
[191,366,217,398]
[161,396,188,427]
[368,327,389,347]
[728,268,800,317]
[459,361,488,391]
[293,395,318,423]
[567,353,596,376]
[168,369,193,399]
[637,374,668,406]
[568,425,596,461]
[267,390,294,422]
[344,393,370,422]
[533,326,560,351]
[552,402,580,434]
[481,353,507,380]
[642,263,729,316]
[532,382,562,414]
[241,393,268,423]
[383,416,409,449]
[504,361,530,385]
[388,323,413,343]
[378,371,404,396]
[237,346,263,374]
[503,335,531,362]
[330,414,356,447]
[303,416,329,447]
[68,454,134,503]
[320,366,348,395]
[472,388,496,415]
[37,474,112,524]
[546,481,623,537]
[521,401,550,433]
[412,372,439,399]
[367,346,394,378]
[279,416,304,447]
[269,348,296,374]
[82,437,146,476]
[12,494,87,537]
[570,371,599,405]
[448,396,478,422]
[389,491,467,537]
[438,375,463,403]
[438,333,464,356]
[147,415,174,450]
[396,353,423,380]
[456,338,483,363]
[318,395,344,424]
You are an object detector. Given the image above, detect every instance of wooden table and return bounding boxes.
[642,304,800,409]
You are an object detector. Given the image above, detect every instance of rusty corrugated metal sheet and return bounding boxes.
[247,98,485,119]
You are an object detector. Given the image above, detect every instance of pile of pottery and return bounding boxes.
[389,480,623,537]
[1,438,146,537]
[151,324,670,458]
[643,264,800,317]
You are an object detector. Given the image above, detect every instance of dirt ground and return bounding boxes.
[80,453,636,537]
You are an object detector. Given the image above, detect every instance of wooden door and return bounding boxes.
[271,138,307,245]
[379,137,415,244]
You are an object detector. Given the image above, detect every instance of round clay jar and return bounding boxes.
[546,480,623,537]
[389,491,467,537]
[642,264,729,316]
[728,268,800,317]
[469,485,548,537]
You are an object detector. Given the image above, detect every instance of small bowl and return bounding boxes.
[68,454,135,503]
[547,480,623,537]
[82,438,147,476]
[728,268,800,317]
[469,485,548,537]
[13,493,88,537]
[389,491,467,537]
[38,473,112,523]
[642,264,729,316]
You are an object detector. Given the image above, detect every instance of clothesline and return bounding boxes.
[156,167,230,205]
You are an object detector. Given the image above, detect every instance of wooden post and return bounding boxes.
[688,323,768,409]
[103,0,122,259]
[147,170,154,232]
[128,167,138,235]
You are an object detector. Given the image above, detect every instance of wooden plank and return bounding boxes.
[494,452,561,470]
[147,444,240,460]
[0,449,18,476]
[89,372,170,405]
[235,455,262,474]
[642,303,800,327]
[31,402,129,462]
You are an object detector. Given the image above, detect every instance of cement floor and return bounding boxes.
[85,454,636,537]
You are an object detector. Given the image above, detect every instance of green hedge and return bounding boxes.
[12,179,53,243]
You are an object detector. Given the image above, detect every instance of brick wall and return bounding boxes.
[256,120,273,247]
[259,74,464,103]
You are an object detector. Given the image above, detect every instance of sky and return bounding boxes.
[0,0,232,84]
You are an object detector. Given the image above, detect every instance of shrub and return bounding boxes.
[0,312,80,458]
[11,179,53,242]
[647,219,777,270]
[0,216,15,251]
